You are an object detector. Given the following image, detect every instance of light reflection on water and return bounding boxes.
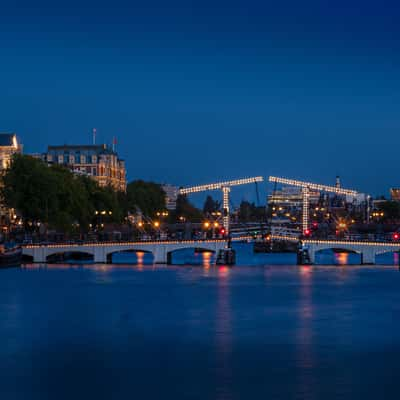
[216,265,233,400]
[335,252,350,265]
[317,249,400,266]
[296,265,315,398]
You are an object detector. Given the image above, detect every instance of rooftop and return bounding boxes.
[47,144,118,155]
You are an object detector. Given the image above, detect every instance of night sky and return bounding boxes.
[1,0,400,200]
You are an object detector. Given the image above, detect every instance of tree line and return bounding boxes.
[1,155,265,232]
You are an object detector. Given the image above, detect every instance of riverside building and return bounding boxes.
[162,184,179,210]
[0,133,22,170]
[0,133,22,226]
[42,144,127,192]
[390,188,400,202]
[268,187,320,211]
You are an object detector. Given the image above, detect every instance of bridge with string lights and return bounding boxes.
[22,239,229,264]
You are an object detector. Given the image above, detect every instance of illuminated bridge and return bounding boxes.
[248,234,400,265]
[302,239,400,265]
[23,239,228,264]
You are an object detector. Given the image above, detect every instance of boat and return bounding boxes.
[0,245,22,268]
[216,248,236,265]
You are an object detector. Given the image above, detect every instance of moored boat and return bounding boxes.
[0,245,22,268]
[216,248,236,265]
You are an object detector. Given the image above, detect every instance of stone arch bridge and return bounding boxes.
[23,239,228,264]
[303,239,400,265]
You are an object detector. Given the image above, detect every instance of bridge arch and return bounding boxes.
[167,247,216,265]
[46,251,95,264]
[375,249,400,265]
[106,249,154,264]
[313,247,361,265]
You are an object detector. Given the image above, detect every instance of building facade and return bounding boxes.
[42,144,126,192]
[162,184,179,210]
[390,188,400,202]
[0,133,22,226]
[0,133,22,170]
[267,187,320,210]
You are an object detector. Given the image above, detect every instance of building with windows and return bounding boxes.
[42,144,126,192]
[162,184,179,210]
[267,186,320,210]
[0,133,22,170]
[0,133,22,227]
[390,188,400,202]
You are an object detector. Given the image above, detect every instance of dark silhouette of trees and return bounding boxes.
[203,195,220,215]
[126,180,166,217]
[1,154,124,231]
[172,194,203,222]
[238,200,266,222]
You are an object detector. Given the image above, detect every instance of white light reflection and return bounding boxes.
[215,265,233,400]
[296,265,316,397]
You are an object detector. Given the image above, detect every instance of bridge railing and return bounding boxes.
[304,233,400,243]
[17,231,228,246]
[21,237,229,248]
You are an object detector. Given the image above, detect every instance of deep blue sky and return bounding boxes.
[1,0,400,200]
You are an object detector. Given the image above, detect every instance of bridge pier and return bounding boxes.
[308,249,315,264]
[153,245,168,264]
[36,247,47,263]
[94,246,107,263]
[360,248,375,265]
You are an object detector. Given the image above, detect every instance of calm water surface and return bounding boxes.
[1,245,400,399]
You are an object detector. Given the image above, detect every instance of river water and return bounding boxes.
[1,244,400,399]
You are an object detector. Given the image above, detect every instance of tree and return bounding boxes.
[377,201,400,222]
[1,154,57,227]
[238,200,266,222]
[203,195,220,215]
[1,154,126,232]
[50,165,92,230]
[126,180,166,217]
[173,194,203,222]
[238,201,253,222]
